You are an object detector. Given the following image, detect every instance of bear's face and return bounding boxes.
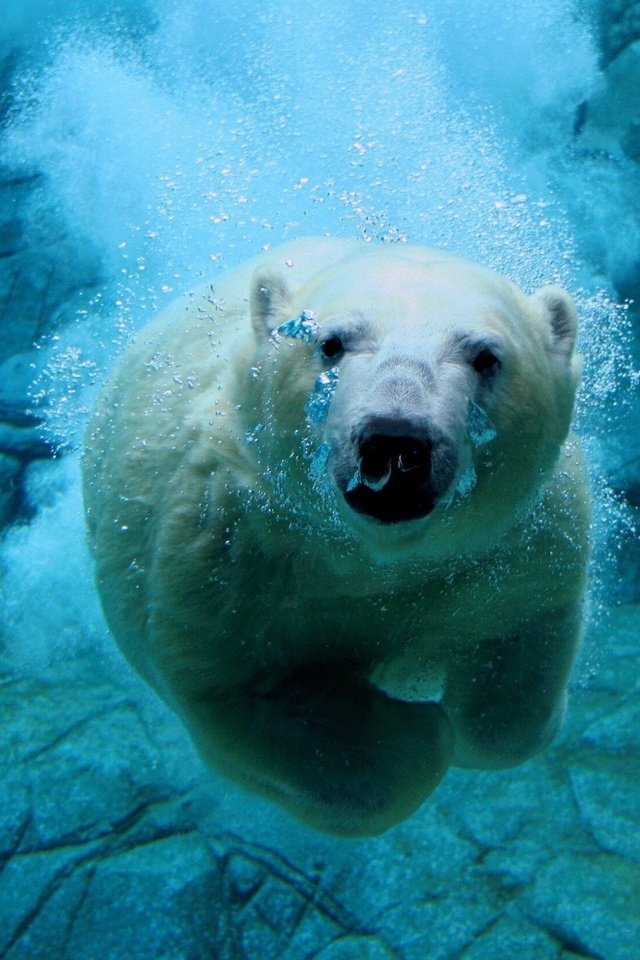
[249,249,579,558]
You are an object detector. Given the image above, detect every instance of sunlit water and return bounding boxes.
[1,0,638,956]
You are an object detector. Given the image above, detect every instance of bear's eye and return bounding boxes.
[472,348,501,377]
[319,335,345,360]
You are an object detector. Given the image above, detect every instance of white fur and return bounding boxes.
[83,239,590,836]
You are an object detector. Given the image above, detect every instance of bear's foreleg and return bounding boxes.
[443,602,583,770]
[185,662,454,837]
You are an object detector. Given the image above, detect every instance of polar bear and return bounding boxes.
[83,238,590,837]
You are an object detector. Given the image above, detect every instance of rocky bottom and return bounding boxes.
[0,602,638,960]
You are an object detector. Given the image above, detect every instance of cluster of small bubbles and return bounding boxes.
[570,286,640,611]
[587,477,637,627]
[203,289,228,313]
[308,442,332,495]
[143,351,178,374]
[274,310,319,343]
[244,423,265,445]
[336,191,410,244]
[467,401,497,448]
[305,368,340,426]
[28,341,102,450]
[454,467,477,499]
[575,292,637,424]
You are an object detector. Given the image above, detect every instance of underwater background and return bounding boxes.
[0,0,639,957]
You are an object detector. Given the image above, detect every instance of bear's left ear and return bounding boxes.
[250,267,291,340]
[531,285,577,359]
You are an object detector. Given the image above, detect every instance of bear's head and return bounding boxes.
[246,246,579,560]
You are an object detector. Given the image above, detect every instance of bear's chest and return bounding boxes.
[232,574,467,676]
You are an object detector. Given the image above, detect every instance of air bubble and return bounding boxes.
[455,466,477,497]
[305,367,339,425]
[275,310,319,344]
[309,441,330,482]
[468,400,497,447]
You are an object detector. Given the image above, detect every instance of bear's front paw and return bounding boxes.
[449,691,567,770]
[189,664,455,837]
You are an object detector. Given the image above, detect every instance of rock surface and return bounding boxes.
[595,0,640,66]
[1,589,638,959]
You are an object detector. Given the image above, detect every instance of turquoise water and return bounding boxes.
[1,1,638,957]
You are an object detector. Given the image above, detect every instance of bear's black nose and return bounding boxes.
[359,433,432,490]
[345,419,435,523]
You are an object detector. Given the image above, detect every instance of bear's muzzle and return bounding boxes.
[344,416,438,523]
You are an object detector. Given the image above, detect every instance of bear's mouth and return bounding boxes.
[343,434,436,524]
[344,479,436,524]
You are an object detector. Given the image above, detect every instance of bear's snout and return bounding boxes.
[359,425,432,489]
[345,416,437,524]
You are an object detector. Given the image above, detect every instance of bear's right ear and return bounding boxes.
[250,267,291,340]
[531,285,578,360]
